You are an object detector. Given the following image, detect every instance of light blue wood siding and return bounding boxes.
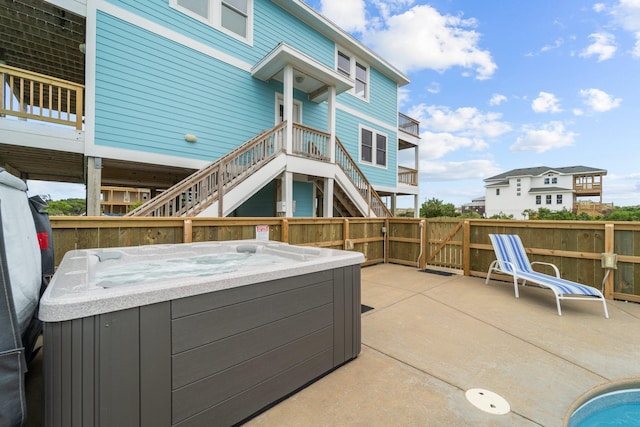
[105,0,336,67]
[336,110,397,188]
[95,1,400,189]
[293,181,314,217]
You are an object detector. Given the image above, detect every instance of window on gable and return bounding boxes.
[552,177,558,184]
[337,49,369,100]
[360,127,386,167]
[172,0,252,42]
[544,178,550,184]
[355,62,367,97]
[221,0,248,37]
[337,52,351,77]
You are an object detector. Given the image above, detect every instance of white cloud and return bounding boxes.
[320,0,367,33]
[531,92,562,113]
[362,5,497,79]
[510,121,576,153]
[579,32,617,61]
[489,94,507,106]
[594,3,606,13]
[410,105,511,137]
[579,88,622,112]
[611,0,640,33]
[408,105,511,160]
[633,33,640,57]
[420,131,487,160]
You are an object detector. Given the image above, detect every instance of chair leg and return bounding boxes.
[602,299,609,319]
[513,277,520,298]
[555,297,562,316]
[485,261,497,285]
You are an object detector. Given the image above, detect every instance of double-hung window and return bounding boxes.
[360,127,386,167]
[172,0,252,42]
[337,49,369,100]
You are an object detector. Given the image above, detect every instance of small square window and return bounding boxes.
[496,189,500,196]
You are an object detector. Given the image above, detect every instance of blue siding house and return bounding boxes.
[0,0,421,217]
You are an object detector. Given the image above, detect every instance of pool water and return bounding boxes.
[569,389,640,426]
[96,252,287,287]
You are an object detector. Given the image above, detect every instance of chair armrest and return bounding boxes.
[531,261,560,277]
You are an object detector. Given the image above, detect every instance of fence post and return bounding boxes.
[343,219,349,250]
[183,219,192,243]
[419,219,427,269]
[281,218,289,243]
[604,223,615,299]
[463,220,471,276]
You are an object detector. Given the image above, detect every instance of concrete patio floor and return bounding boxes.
[246,264,640,427]
[24,263,640,426]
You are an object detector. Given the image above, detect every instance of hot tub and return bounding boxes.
[40,240,364,427]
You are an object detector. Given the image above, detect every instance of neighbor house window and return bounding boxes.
[496,189,500,196]
[337,49,369,100]
[544,178,550,184]
[360,126,386,167]
[171,0,252,42]
[536,195,541,204]
[546,195,552,204]
[557,195,563,204]
[552,177,558,184]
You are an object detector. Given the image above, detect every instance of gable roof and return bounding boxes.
[272,0,410,86]
[484,166,607,182]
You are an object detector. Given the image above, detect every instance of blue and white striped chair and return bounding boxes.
[485,234,609,318]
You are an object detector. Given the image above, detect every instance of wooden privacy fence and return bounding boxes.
[49,217,640,302]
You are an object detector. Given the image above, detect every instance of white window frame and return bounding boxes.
[557,194,563,204]
[336,47,370,101]
[546,195,552,204]
[170,0,253,44]
[358,125,387,168]
[536,195,541,205]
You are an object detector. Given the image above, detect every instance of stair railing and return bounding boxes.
[126,122,287,217]
[335,138,392,217]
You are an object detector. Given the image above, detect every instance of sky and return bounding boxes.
[28,0,640,208]
[304,0,640,208]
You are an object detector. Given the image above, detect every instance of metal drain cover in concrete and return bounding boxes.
[465,388,510,415]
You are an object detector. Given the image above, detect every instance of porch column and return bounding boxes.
[328,85,336,163]
[283,64,294,155]
[86,156,102,216]
[414,194,419,218]
[390,194,396,216]
[281,171,293,218]
[323,177,334,218]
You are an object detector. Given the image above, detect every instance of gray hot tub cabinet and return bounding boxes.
[41,241,363,427]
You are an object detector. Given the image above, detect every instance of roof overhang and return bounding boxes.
[252,43,353,103]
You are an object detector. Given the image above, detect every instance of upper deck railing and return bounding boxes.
[398,112,419,137]
[0,64,84,130]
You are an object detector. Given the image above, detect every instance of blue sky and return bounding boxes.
[304,0,640,208]
[29,0,640,208]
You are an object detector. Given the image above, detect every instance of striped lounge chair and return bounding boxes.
[485,234,609,318]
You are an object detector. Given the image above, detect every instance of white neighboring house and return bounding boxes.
[484,166,607,218]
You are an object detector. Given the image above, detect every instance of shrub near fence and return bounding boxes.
[49,217,640,302]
